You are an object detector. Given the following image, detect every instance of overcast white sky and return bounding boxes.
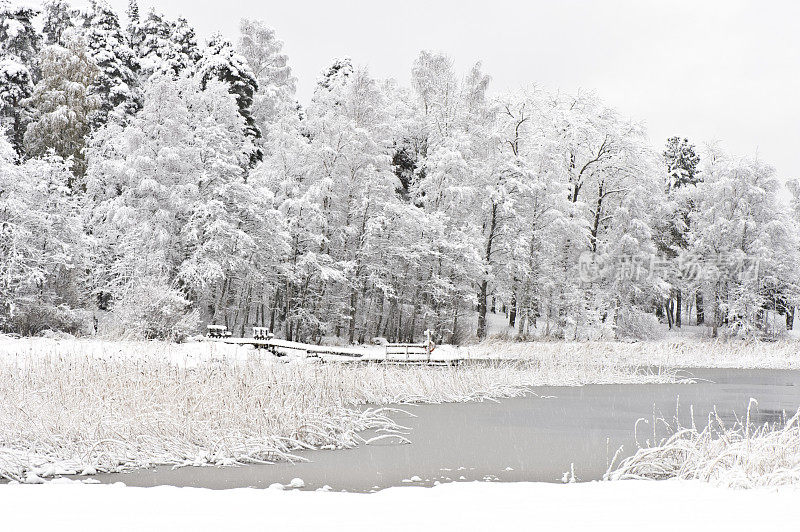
[88,0,800,180]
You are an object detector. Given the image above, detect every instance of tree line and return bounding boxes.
[1,0,798,342]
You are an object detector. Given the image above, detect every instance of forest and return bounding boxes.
[1,0,798,344]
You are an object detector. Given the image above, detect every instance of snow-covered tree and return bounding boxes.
[0,54,32,153]
[86,74,283,337]
[0,0,40,152]
[237,19,296,139]
[171,17,202,73]
[22,30,100,181]
[655,136,702,328]
[42,0,76,45]
[81,0,140,127]
[131,8,199,81]
[664,136,701,192]
[0,1,39,68]
[687,149,800,337]
[197,34,260,163]
[0,134,89,334]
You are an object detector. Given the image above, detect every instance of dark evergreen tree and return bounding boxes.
[126,0,142,53]
[660,136,703,327]
[172,17,202,74]
[0,1,40,69]
[0,1,40,152]
[82,0,140,127]
[391,144,417,199]
[133,9,172,79]
[197,34,261,163]
[42,0,76,45]
[316,57,353,92]
[0,56,32,153]
[131,9,199,80]
[664,136,701,192]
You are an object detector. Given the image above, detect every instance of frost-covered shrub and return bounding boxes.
[615,306,663,340]
[106,285,199,341]
[608,404,800,488]
[8,302,91,337]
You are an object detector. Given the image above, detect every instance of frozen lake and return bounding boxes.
[95,368,800,491]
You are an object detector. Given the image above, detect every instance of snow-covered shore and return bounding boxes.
[4,334,800,369]
[3,334,799,483]
[0,336,680,482]
[1,479,797,531]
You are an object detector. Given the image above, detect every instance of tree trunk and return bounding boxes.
[240,284,253,337]
[666,300,674,329]
[509,292,517,328]
[477,280,488,339]
[589,181,605,252]
[451,305,459,344]
[712,283,719,338]
[375,294,385,340]
[675,290,682,328]
[696,292,704,325]
[477,202,498,340]
[348,288,358,344]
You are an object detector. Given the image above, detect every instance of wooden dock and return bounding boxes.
[210,326,464,365]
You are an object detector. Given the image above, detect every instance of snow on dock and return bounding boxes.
[212,325,464,365]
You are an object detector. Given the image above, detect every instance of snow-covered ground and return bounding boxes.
[1,479,797,531]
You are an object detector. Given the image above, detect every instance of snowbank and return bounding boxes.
[1,480,797,531]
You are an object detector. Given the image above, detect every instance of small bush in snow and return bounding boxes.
[103,284,199,341]
[615,307,663,341]
[8,301,91,337]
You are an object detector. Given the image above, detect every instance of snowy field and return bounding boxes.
[1,479,798,531]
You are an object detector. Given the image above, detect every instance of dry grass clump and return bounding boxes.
[0,349,677,482]
[607,402,800,488]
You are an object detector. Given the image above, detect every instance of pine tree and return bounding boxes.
[316,57,353,93]
[82,0,140,127]
[657,136,702,327]
[0,54,32,153]
[0,1,40,152]
[172,17,202,74]
[664,136,701,192]
[23,31,100,182]
[42,0,76,45]
[133,9,172,78]
[126,0,142,52]
[131,9,200,81]
[197,34,261,163]
[0,1,40,69]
